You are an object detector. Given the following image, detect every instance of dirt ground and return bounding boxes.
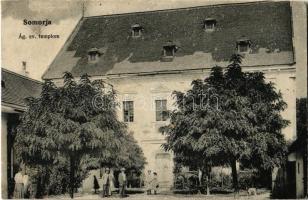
[49,191,271,199]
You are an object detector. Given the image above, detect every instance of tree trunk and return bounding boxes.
[198,169,202,194]
[206,175,210,195]
[231,159,239,194]
[70,157,75,199]
[198,169,202,186]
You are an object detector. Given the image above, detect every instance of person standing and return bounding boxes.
[93,175,100,194]
[102,168,113,197]
[28,175,38,199]
[145,170,152,195]
[13,169,24,199]
[118,168,127,198]
[22,171,30,198]
[152,172,159,195]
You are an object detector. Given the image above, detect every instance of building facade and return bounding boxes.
[42,1,307,191]
[1,69,42,198]
[287,136,308,198]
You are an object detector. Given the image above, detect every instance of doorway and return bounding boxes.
[155,152,172,189]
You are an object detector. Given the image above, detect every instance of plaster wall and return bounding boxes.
[1,113,8,198]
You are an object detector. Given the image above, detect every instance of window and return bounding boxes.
[88,47,102,62]
[162,41,178,61]
[1,80,5,89]
[131,24,143,38]
[164,46,175,57]
[123,101,134,122]
[155,100,168,121]
[89,53,96,61]
[204,18,216,31]
[236,38,251,53]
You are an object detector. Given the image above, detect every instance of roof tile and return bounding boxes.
[2,69,42,108]
[43,1,293,79]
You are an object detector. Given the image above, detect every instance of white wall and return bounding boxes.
[291,1,308,98]
[103,66,296,188]
[51,63,296,189]
[109,73,201,189]
[263,69,296,141]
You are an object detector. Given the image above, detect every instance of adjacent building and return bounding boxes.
[1,68,42,198]
[42,1,307,192]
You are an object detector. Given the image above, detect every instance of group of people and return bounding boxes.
[13,168,31,199]
[14,167,160,198]
[94,168,159,198]
[145,170,159,195]
[94,167,127,198]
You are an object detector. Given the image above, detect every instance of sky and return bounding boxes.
[0,0,258,80]
[1,0,83,80]
[1,0,307,97]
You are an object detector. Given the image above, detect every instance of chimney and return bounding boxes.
[22,61,29,77]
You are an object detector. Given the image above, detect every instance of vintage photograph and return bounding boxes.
[1,0,307,199]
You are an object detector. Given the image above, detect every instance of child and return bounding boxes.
[152,172,159,195]
[145,170,152,195]
[93,175,100,194]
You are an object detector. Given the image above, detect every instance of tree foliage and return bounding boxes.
[161,54,289,192]
[15,72,145,198]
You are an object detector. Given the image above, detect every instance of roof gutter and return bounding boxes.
[44,62,296,81]
[1,103,26,113]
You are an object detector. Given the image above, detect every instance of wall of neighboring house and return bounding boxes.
[296,152,304,198]
[1,113,8,199]
[292,1,308,99]
[1,110,21,198]
[287,149,306,198]
[292,1,307,198]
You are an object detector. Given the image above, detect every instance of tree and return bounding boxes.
[15,72,145,198]
[81,132,146,172]
[161,54,288,193]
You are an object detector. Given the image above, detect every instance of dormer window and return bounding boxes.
[236,38,251,53]
[204,18,216,32]
[162,41,178,61]
[164,46,175,57]
[1,80,5,89]
[88,47,102,63]
[131,24,143,38]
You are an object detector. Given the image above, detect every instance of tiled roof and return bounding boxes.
[43,1,293,79]
[2,69,42,108]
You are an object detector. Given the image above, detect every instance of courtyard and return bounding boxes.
[1,0,307,199]
[49,192,270,200]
